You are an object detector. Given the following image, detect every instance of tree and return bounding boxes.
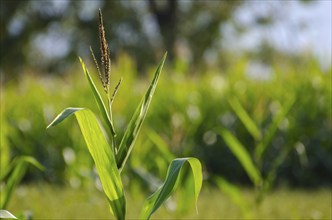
[4,0,297,79]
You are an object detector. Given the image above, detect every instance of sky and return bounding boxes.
[232,0,331,68]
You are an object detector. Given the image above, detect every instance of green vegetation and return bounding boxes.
[7,184,332,219]
[0,156,43,219]
[1,27,332,219]
[1,1,243,75]
[2,53,330,219]
[45,10,202,220]
[0,210,17,219]
[1,3,330,220]
[0,156,43,209]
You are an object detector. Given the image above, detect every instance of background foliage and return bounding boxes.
[0,1,331,218]
[1,0,322,78]
[1,52,331,188]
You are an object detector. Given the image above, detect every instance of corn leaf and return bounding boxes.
[116,52,167,171]
[218,129,262,187]
[176,167,196,215]
[257,145,292,203]
[146,129,174,162]
[140,157,202,220]
[228,97,261,141]
[79,57,116,140]
[0,157,44,209]
[47,108,126,220]
[214,176,251,218]
[46,108,83,128]
[0,210,17,219]
[255,96,295,159]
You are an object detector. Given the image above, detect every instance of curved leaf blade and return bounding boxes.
[255,96,295,159]
[146,129,174,162]
[0,210,17,219]
[228,97,261,141]
[74,109,125,220]
[0,157,44,209]
[140,157,202,220]
[46,108,83,128]
[214,176,251,218]
[218,129,262,187]
[47,108,126,220]
[116,52,167,171]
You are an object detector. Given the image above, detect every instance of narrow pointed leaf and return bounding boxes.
[1,156,44,209]
[116,52,167,171]
[79,57,116,138]
[47,108,83,128]
[47,108,126,220]
[255,96,295,159]
[214,176,251,217]
[146,129,174,161]
[140,157,202,220]
[0,210,17,219]
[228,97,261,141]
[218,129,262,187]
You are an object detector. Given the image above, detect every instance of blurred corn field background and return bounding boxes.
[1,0,331,219]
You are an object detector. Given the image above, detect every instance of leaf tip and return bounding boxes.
[46,121,55,129]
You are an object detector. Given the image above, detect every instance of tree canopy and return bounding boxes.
[0,0,318,79]
[1,0,242,77]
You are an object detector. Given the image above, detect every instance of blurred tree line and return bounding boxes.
[0,0,241,77]
[1,0,330,188]
[0,0,315,80]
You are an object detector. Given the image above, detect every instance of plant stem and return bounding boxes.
[107,91,117,154]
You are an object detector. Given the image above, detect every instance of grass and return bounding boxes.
[8,184,331,219]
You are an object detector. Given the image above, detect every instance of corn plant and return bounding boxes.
[0,210,17,219]
[0,156,44,219]
[215,95,295,217]
[47,9,202,220]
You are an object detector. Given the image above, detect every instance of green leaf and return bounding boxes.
[79,57,116,140]
[176,167,196,215]
[218,129,262,187]
[146,129,174,162]
[47,108,126,220]
[214,176,251,218]
[228,97,261,141]
[46,108,83,129]
[257,145,292,203]
[255,96,295,159]
[0,210,17,219]
[116,52,167,172]
[140,157,202,220]
[1,157,44,209]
